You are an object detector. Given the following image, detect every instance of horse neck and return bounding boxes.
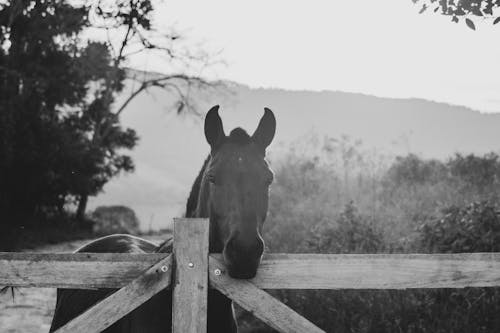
[195,160,211,218]
[186,155,210,217]
[194,159,225,253]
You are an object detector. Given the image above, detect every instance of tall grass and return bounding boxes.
[241,134,500,332]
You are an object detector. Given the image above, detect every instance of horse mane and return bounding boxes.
[185,154,210,217]
[228,128,251,145]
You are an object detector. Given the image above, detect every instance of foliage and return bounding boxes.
[413,0,500,29]
[380,153,500,247]
[265,134,391,252]
[448,153,500,196]
[0,0,217,246]
[90,205,141,235]
[384,154,447,187]
[0,0,140,237]
[305,202,384,254]
[7,212,95,251]
[63,0,217,219]
[251,138,500,332]
[0,0,94,231]
[419,201,500,253]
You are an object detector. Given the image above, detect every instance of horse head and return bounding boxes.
[201,105,276,279]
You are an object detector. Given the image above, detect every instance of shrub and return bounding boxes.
[265,202,500,332]
[419,201,500,253]
[303,201,384,253]
[252,143,500,332]
[385,154,447,187]
[448,153,500,197]
[90,205,140,235]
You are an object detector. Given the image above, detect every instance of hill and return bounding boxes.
[89,80,500,229]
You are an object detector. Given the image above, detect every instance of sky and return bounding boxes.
[122,0,500,113]
[86,0,500,227]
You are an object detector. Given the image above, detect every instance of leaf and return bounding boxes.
[471,8,483,16]
[465,18,476,30]
[452,16,459,23]
[494,17,500,25]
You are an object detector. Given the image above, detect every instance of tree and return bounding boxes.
[447,152,500,196]
[69,0,217,219]
[419,201,500,252]
[0,0,92,229]
[413,0,500,29]
[384,154,447,188]
[0,0,218,244]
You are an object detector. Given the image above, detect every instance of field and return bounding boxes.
[255,139,500,332]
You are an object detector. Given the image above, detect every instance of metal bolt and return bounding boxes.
[188,262,194,268]
[160,265,169,273]
[214,269,221,276]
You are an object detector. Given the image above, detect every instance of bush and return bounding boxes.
[419,201,500,253]
[268,202,388,332]
[411,201,500,333]
[385,154,447,187]
[448,153,500,198]
[3,213,94,251]
[305,202,384,254]
[263,202,500,332]
[90,205,140,235]
[251,142,500,332]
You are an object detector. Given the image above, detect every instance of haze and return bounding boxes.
[124,0,500,113]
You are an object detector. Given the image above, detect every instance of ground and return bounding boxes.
[0,234,170,333]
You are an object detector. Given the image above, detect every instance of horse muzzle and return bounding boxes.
[223,233,264,279]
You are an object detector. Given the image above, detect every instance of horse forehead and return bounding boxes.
[217,144,260,165]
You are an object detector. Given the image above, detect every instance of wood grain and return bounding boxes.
[53,254,172,333]
[4,252,500,290]
[210,253,500,289]
[209,256,325,333]
[172,218,209,333]
[0,252,167,288]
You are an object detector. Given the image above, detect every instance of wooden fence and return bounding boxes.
[2,218,500,332]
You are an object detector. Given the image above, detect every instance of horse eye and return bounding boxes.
[207,174,216,184]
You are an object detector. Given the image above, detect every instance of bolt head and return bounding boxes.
[214,269,221,276]
[160,265,168,272]
[188,262,194,268]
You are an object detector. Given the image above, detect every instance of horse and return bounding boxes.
[50,105,276,333]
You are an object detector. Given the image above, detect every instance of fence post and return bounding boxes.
[172,218,209,333]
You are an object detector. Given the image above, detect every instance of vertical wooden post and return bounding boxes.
[172,218,209,333]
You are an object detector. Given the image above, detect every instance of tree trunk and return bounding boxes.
[76,194,88,221]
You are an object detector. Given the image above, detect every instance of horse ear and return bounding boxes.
[204,105,225,149]
[252,107,276,150]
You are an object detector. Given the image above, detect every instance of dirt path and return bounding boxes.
[0,234,171,333]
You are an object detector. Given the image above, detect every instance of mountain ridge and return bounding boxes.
[88,77,500,229]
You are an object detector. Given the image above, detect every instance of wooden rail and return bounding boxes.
[55,255,172,333]
[239,252,500,289]
[3,252,500,290]
[0,252,168,288]
[2,218,500,332]
[209,256,324,333]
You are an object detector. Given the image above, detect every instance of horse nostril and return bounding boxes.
[223,235,264,279]
[225,235,264,259]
